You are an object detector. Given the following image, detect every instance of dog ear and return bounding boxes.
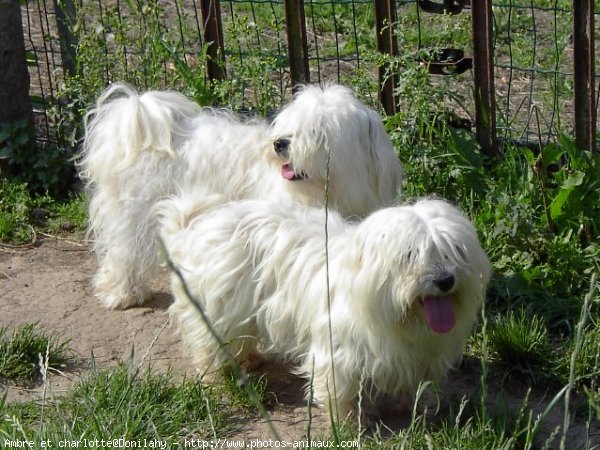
[341,229,413,327]
[366,111,404,205]
[343,225,394,296]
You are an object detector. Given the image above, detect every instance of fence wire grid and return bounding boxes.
[20,0,599,151]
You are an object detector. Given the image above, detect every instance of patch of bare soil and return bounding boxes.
[0,238,598,446]
[0,236,185,402]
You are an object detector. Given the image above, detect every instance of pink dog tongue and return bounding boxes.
[423,296,455,334]
[281,164,296,180]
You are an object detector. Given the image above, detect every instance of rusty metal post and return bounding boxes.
[284,0,310,89]
[471,0,497,155]
[200,0,226,81]
[374,0,398,115]
[573,0,596,153]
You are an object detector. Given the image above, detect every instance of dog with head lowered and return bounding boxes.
[159,191,491,420]
[79,83,403,309]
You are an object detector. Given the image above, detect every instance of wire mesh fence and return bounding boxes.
[18,0,599,152]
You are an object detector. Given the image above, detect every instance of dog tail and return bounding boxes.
[78,82,202,178]
[156,188,225,240]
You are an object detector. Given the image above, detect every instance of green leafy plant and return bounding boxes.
[0,120,74,196]
[0,179,86,243]
[0,120,33,159]
[44,192,87,234]
[0,179,34,244]
[540,136,600,238]
[219,10,286,114]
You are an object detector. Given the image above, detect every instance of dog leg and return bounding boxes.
[306,358,357,421]
[90,194,156,309]
[94,254,150,309]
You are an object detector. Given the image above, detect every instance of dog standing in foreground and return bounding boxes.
[159,193,492,419]
[79,83,404,309]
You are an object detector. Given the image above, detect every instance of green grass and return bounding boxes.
[0,179,32,244]
[0,364,234,444]
[0,323,72,384]
[0,326,270,444]
[486,309,555,383]
[0,178,87,245]
[222,368,271,411]
[44,192,87,235]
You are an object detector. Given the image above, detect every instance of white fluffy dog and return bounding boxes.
[79,83,404,309]
[159,193,491,419]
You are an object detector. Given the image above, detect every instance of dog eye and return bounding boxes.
[274,138,290,154]
[455,245,467,261]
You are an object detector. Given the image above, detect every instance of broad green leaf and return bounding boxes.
[560,171,584,190]
[548,171,583,220]
[549,188,571,220]
[541,144,563,167]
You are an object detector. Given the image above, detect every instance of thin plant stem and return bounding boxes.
[560,272,597,450]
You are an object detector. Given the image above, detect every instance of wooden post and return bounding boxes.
[573,0,596,153]
[374,0,398,115]
[53,0,78,76]
[284,0,310,89]
[200,0,226,81]
[471,0,498,155]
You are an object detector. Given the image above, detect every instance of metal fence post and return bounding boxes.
[573,0,596,153]
[471,0,497,155]
[200,0,226,81]
[284,0,310,89]
[374,0,398,116]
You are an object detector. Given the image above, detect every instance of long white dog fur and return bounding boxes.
[159,192,491,419]
[79,83,404,309]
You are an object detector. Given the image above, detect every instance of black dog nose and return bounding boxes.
[274,138,290,155]
[434,273,455,292]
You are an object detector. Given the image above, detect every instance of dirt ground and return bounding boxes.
[1,236,598,446]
